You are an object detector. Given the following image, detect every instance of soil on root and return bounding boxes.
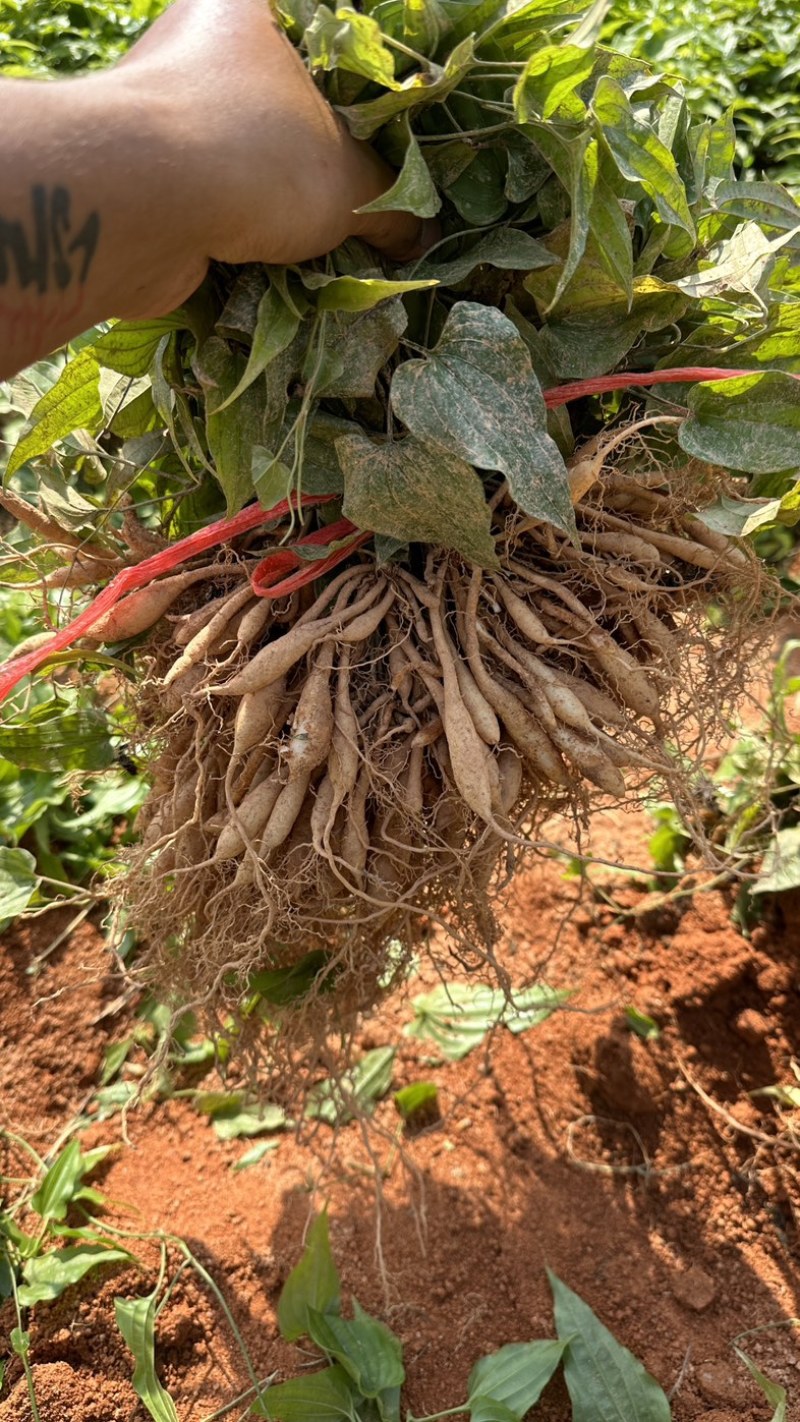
[1,810,798,1422]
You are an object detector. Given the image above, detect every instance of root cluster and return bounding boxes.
[115,460,763,1033]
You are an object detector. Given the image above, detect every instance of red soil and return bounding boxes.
[1,812,798,1421]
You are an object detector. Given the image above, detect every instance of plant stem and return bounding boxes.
[9,1271,42,1422]
[201,1374,277,1422]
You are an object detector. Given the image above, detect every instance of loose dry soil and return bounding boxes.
[0,805,798,1422]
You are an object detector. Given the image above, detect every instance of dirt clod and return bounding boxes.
[670,1264,717,1313]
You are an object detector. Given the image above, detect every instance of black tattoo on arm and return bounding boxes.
[0,186,100,294]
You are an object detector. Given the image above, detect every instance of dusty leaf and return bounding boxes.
[320,300,407,399]
[408,228,556,286]
[357,119,440,218]
[337,429,498,567]
[390,302,574,538]
[678,372,800,474]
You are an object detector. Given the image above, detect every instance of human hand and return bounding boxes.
[117,0,432,274]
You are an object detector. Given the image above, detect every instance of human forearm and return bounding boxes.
[0,0,429,384]
[0,73,199,380]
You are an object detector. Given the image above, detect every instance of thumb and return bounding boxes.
[353,209,441,263]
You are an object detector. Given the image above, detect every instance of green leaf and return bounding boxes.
[591,76,695,237]
[338,36,475,139]
[302,274,437,314]
[308,1300,405,1396]
[213,286,301,414]
[515,43,595,122]
[393,1081,440,1129]
[447,149,508,226]
[305,4,398,87]
[232,1139,281,1172]
[6,351,103,480]
[404,983,571,1061]
[249,950,331,1005]
[211,1103,287,1141]
[30,1140,102,1223]
[548,1271,670,1422]
[467,1399,519,1422]
[0,846,40,922]
[715,179,800,245]
[357,119,440,218]
[277,1213,341,1343]
[197,337,266,514]
[253,1365,359,1421]
[390,303,574,539]
[337,430,498,568]
[734,1350,786,1422]
[623,1006,660,1042]
[91,315,186,377]
[18,1244,129,1307]
[306,1047,396,1127]
[525,125,596,308]
[0,708,115,773]
[752,825,800,895]
[115,1292,180,1422]
[10,1328,30,1359]
[466,1340,567,1418]
[408,228,556,286]
[678,372,800,475]
[100,1037,134,1087]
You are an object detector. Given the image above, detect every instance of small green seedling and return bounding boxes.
[254,1214,680,1422]
[394,1083,441,1135]
[624,1006,661,1042]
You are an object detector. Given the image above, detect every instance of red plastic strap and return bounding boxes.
[543,366,800,406]
[0,492,336,706]
[2,363,796,707]
[251,519,372,599]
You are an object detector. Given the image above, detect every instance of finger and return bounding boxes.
[353,210,441,262]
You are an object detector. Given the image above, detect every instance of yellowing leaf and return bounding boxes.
[305,4,398,87]
[6,351,102,480]
[304,274,437,313]
[338,37,475,139]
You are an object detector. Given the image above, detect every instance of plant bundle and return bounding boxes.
[3,0,800,1040]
